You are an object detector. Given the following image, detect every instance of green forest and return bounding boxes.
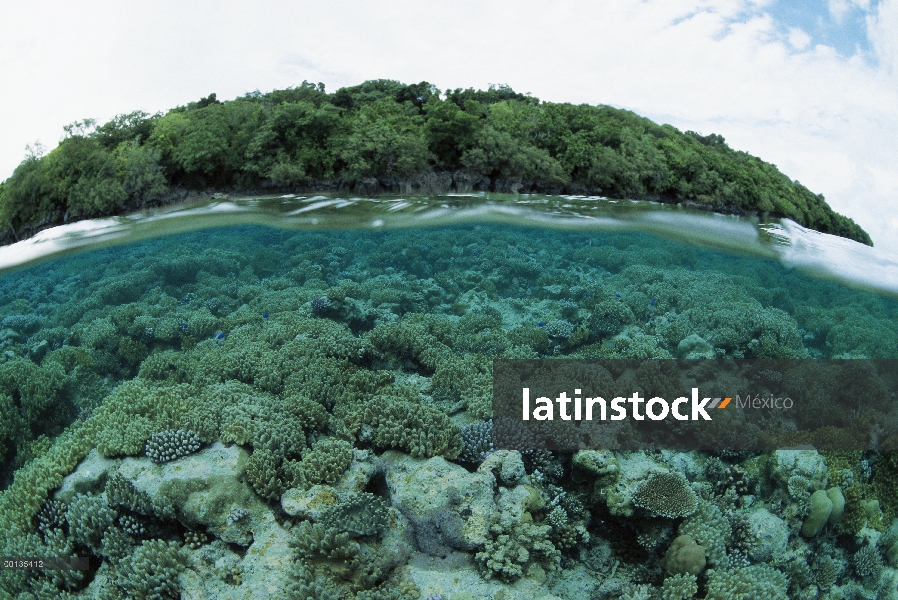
[0,80,872,245]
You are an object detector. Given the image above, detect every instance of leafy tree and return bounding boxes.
[62,119,97,139]
[336,100,433,181]
[458,101,568,185]
[0,155,54,236]
[0,80,873,246]
[461,125,568,185]
[46,136,126,218]
[93,111,159,149]
[445,84,535,107]
[423,98,481,168]
[169,100,261,186]
[113,140,168,203]
[190,93,221,110]
[258,81,328,107]
[244,101,342,183]
[561,131,628,191]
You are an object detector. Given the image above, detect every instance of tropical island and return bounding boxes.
[0,80,872,246]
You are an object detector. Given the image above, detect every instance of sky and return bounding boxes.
[1,0,896,253]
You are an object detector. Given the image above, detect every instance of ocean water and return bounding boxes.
[0,194,896,599]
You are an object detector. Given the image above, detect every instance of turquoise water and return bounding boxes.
[1,196,897,598]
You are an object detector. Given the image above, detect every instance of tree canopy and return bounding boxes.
[0,80,872,245]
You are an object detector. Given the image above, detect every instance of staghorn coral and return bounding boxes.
[874,451,898,522]
[11,529,85,593]
[287,561,346,600]
[245,447,298,500]
[292,520,360,567]
[813,554,843,590]
[0,425,93,574]
[543,319,575,340]
[219,391,310,455]
[838,484,873,534]
[0,356,70,477]
[588,299,635,337]
[183,529,208,550]
[90,379,196,457]
[117,514,146,536]
[99,523,134,560]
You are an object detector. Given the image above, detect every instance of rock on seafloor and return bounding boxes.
[56,442,294,599]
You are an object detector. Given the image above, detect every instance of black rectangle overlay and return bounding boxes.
[492,359,898,452]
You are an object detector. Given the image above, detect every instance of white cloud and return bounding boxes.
[868,0,898,73]
[0,0,896,254]
[829,0,853,22]
[787,27,812,50]
[829,0,872,22]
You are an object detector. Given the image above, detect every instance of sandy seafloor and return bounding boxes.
[0,196,897,599]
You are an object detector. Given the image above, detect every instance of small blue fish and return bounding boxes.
[222,301,228,306]
[584,293,591,297]
[538,321,546,327]
[181,323,188,330]
[216,333,226,340]
[262,313,269,318]
[615,293,621,298]
[650,299,657,306]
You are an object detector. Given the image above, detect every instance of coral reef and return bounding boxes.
[0,221,896,599]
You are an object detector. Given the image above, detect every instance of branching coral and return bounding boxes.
[705,564,788,600]
[66,493,116,554]
[459,419,493,463]
[144,429,201,463]
[347,396,462,459]
[474,508,560,582]
[661,573,698,600]
[105,472,155,516]
[301,438,353,486]
[677,501,731,567]
[115,539,188,599]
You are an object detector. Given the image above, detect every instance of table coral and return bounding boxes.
[632,473,699,519]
